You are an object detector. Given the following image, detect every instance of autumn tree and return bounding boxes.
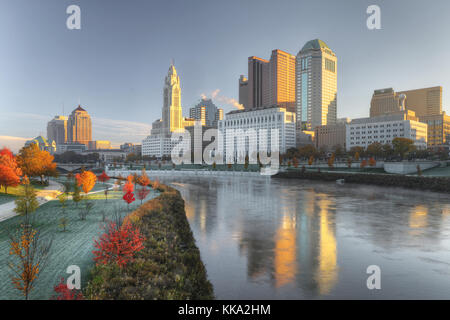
[392,137,416,160]
[308,156,314,166]
[58,194,68,232]
[14,182,39,217]
[72,183,82,208]
[328,154,335,168]
[137,170,150,188]
[78,171,97,194]
[360,159,368,169]
[17,144,57,185]
[369,157,376,167]
[0,148,22,193]
[8,215,52,300]
[123,191,135,211]
[98,171,110,201]
[52,278,84,300]
[366,142,383,159]
[292,157,299,168]
[92,221,145,268]
[137,187,150,205]
[347,157,353,168]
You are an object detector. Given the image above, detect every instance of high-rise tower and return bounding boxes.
[47,115,68,145]
[296,39,337,131]
[67,105,92,146]
[162,64,183,133]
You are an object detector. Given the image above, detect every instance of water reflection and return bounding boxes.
[158,176,450,299]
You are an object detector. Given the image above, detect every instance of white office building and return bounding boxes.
[346,111,428,150]
[218,106,296,162]
[142,135,179,158]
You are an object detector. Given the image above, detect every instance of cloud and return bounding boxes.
[201,89,244,110]
[92,117,152,145]
[0,136,30,153]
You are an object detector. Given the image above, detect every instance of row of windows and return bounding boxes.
[350,129,404,135]
[220,114,284,127]
[350,123,404,130]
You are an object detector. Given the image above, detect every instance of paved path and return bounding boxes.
[0,180,64,223]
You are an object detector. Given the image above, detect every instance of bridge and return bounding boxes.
[56,163,97,173]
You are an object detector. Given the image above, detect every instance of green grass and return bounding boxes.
[419,165,450,177]
[0,188,158,300]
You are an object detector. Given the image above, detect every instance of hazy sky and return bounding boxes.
[1,0,450,151]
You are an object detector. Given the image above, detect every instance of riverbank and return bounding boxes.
[274,170,450,193]
[85,184,214,300]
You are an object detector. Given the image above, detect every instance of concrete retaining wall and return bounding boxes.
[383,161,440,174]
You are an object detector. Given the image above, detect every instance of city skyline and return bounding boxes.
[2,0,450,152]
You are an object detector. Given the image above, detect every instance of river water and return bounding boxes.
[158,175,450,299]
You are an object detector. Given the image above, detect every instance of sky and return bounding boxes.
[1,0,450,152]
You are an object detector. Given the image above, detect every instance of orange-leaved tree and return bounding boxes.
[0,148,22,193]
[79,171,97,194]
[17,143,57,184]
[8,216,52,300]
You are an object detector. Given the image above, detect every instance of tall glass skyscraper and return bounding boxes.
[296,39,337,131]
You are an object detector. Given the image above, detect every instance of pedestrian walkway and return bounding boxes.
[0,180,64,223]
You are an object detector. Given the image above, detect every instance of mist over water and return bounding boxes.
[158,176,450,299]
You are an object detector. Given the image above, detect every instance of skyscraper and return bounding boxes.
[162,64,183,133]
[245,50,296,111]
[370,86,442,117]
[269,49,296,112]
[296,39,337,131]
[47,115,68,145]
[143,63,193,157]
[248,56,270,109]
[67,105,92,147]
[189,98,223,128]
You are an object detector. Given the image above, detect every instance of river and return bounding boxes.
[157,175,450,299]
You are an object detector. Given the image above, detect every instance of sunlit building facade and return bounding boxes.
[370,86,442,117]
[142,64,194,157]
[47,115,67,145]
[346,111,428,151]
[244,50,296,112]
[419,112,450,146]
[67,105,92,147]
[296,39,337,131]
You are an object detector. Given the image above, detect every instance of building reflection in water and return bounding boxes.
[175,177,339,295]
[409,205,428,230]
[163,176,450,299]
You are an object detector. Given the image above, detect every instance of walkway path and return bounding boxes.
[0,180,64,223]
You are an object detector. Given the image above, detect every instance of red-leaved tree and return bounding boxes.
[52,278,84,300]
[92,222,145,268]
[137,187,150,205]
[123,191,135,210]
[98,171,110,201]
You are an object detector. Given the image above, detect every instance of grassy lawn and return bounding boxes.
[419,165,450,177]
[0,181,48,205]
[0,187,158,300]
